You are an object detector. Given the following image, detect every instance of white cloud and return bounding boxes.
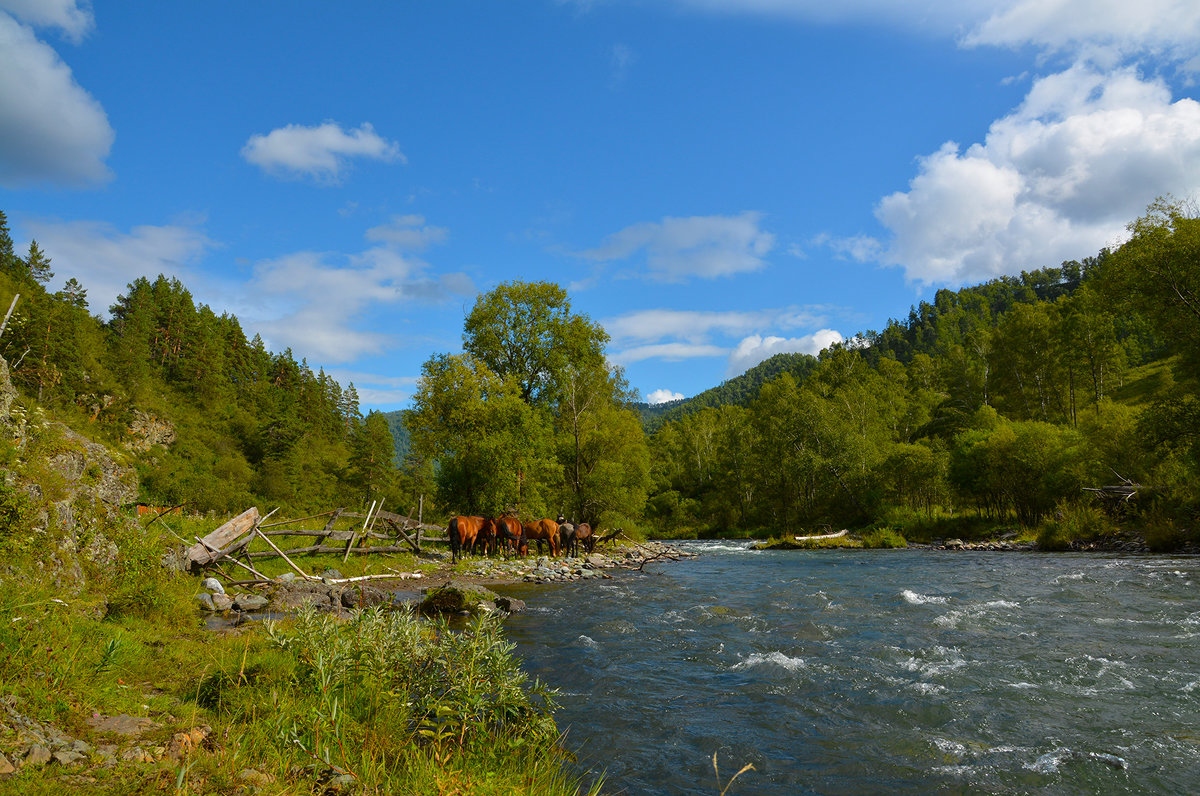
[611,342,728,364]
[604,306,831,346]
[580,211,776,281]
[21,219,212,313]
[0,0,93,42]
[603,305,842,375]
[241,121,404,183]
[0,12,113,187]
[965,0,1200,64]
[875,64,1200,285]
[646,388,685,404]
[663,1,1200,65]
[248,221,472,363]
[365,215,448,251]
[727,330,843,376]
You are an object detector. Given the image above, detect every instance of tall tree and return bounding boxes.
[463,280,608,406]
[24,241,53,285]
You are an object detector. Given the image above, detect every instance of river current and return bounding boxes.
[499,542,1200,795]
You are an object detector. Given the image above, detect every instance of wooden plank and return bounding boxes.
[344,501,378,563]
[187,507,259,570]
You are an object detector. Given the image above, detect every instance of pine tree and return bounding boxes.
[55,278,88,309]
[0,211,16,276]
[24,240,53,284]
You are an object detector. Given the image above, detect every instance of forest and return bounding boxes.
[2,199,1198,549]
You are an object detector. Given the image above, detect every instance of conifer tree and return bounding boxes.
[24,240,53,284]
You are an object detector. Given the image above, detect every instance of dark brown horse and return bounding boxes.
[575,522,594,555]
[448,515,485,563]
[523,518,560,557]
[492,515,524,557]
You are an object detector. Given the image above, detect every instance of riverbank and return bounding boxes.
[0,540,692,793]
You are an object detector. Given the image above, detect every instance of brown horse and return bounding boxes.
[492,515,524,557]
[575,522,594,555]
[522,518,560,557]
[448,515,485,563]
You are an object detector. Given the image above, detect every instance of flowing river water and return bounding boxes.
[498,541,1200,795]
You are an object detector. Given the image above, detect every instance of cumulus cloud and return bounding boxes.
[579,211,776,281]
[241,121,404,183]
[21,218,212,313]
[0,11,113,187]
[727,330,843,376]
[875,64,1200,285]
[249,220,472,363]
[603,305,842,376]
[965,0,1200,64]
[646,388,685,404]
[0,0,93,41]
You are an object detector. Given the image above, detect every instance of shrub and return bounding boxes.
[1036,501,1118,551]
[861,527,907,548]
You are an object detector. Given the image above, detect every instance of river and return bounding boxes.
[499,541,1200,795]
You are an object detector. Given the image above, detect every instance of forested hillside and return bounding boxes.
[0,211,405,517]
[645,200,1200,548]
[636,352,819,432]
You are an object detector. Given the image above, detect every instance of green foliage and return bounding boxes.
[1036,501,1120,551]
[861,527,907,548]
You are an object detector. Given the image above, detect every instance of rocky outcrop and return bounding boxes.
[0,354,138,590]
[124,410,175,453]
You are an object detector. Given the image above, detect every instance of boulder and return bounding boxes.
[232,594,269,611]
[419,580,504,616]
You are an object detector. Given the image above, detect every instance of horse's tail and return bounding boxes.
[448,516,461,563]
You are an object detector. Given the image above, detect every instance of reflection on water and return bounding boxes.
[502,544,1200,795]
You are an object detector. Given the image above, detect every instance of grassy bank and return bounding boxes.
[0,516,598,795]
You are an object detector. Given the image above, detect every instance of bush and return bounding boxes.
[1036,501,1118,551]
[861,527,907,548]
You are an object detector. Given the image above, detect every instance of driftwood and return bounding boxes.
[1083,471,1142,507]
[794,529,848,541]
[187,507,260,571]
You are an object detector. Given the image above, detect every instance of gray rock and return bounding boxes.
[0,752,14,774]
[194,592,215,611]
[25,745,52,767]
[232,594,269,611]
[494,595,526,613]
[211,593,234,611]
[53,749,86,766]
[319,569,344,581]
[200,577,225,594]
[276,572,297,584]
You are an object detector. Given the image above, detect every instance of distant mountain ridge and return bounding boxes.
[634,352,819,432]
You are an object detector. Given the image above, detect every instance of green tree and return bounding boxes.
[351,410,398,503]
[1101,198,1200,377]
[405,353,556,516]
[24,240,53,285]
[463,280,608,406]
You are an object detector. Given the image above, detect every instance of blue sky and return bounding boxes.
[3,1,1200,409]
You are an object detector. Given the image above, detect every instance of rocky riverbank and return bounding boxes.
[193,540,694,623]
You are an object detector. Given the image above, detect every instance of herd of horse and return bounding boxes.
[446,513,596,563]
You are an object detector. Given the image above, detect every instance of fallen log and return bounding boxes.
[794,529,848,541]
[187,507,259,571]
